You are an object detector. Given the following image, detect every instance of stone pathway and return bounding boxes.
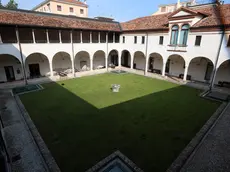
[180,102,230,172]
[0,89,49,172]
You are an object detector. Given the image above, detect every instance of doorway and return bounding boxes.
[204,62,213,81]
[111,55,118,66]
[29,64,41,78]
[4,66,15,81]
[165,60,170,73]
[149,57,154,71]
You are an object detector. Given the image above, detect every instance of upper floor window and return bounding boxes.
[195,36,202,46]
[80,9,84,14]
[227,35,230,47]
[69,7,74,13]
[161,7,166,12]
[179,24,189,46]
[170,25,179,45]
[134,36,137,44]
[47,3,50,11]
[57,5,62,11]
[142,36,145,44]
[123,36,125,43]
[159,36,164,45]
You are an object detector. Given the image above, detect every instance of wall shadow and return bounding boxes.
[18,75,220,172]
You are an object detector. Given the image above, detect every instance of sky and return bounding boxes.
[2,0,230,22]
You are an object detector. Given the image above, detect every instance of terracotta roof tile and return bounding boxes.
[0,10,120,31]
[121,13,169,31]
[57,0,88,7]
[121,4,230,31]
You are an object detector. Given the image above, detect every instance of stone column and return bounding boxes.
[46,29,50,43]
[0,32,2,43]
[130,57,134,69]
[80,31,83,43]
[90,31,92,43]
[162,62,166,76]
[145,57,148,75]
[98,32,100,43]
[183,65,188,81]
[59,30,62,43]
[49,62,54,77]
[90,58,93,71]
[32,29,36,43]
[70,31,75,76]
[113,33,115,43]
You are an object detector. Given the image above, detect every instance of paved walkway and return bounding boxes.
[181,103,230,172]
[0,90,48,172]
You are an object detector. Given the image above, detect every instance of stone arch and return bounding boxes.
[0,54,23,82]
[52,51,72,73]
[121,50,131,68]
[166,54,186,77]
[188,57,214,82]
[93,50,106,70]
[25,53,50,78]
[133,51,146,70]
[75,51,91,71]
[108,50,119,67]
[148,53,163,74]
[215,59,230,85]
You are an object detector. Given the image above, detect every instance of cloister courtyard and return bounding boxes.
[19,73,220,172]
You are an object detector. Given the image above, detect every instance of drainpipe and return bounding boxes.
[145,32,149,75]
[16,26,28,85]
[71,30,75,77]
[209,27,225,91]
[106,32,109,72]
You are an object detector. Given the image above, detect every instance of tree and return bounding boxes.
[5,0,18,9]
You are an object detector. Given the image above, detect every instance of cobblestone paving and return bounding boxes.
[181,103,230,172]
[0,90,48,172]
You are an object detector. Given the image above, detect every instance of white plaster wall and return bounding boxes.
[93,51,105,69]
[133,55,145,70]
[0,55,23,82]
[152,57,163,71]
[168,56,185,77]
[25,54,50,77]
[75,51,90,70]
[52,53,72,70]
[215,61,230,83]
[187,58,213,82]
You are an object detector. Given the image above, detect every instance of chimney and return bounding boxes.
[177,0,181,8]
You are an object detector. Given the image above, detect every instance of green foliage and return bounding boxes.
[3,0,18,9]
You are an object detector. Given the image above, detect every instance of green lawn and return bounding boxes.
[20,73,220,172]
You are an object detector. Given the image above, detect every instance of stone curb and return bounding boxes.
[166,102,228,172]
[15,95,61,172]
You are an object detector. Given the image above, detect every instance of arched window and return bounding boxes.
[179,24,189,46]
[170,25,179,45]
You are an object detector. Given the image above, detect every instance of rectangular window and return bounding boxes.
[69,7,74,13]
[134,36,137,44]
[47,3,50,11]
[115,33,120,43]
[80,9,84,14]
[195,36,202,46]
[123,36,125,43]
[57,5,62,11]
[142,36,145,44]
[227,35,230,47]
[161,7,166,12]
[159,36,164,45]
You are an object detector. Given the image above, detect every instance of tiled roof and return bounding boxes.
[57,0,88,7]
[121,13,169,31]
[192,4,230,28]
[121,4,230,31]
[0,9,120,31]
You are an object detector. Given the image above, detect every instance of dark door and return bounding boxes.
[111,55,118,66]
[204,62,213,81]
[29,64,41,78]
[149,57,154,71]
[124,52,129,67]
[165,60,170,73]
[4,66,15,81]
